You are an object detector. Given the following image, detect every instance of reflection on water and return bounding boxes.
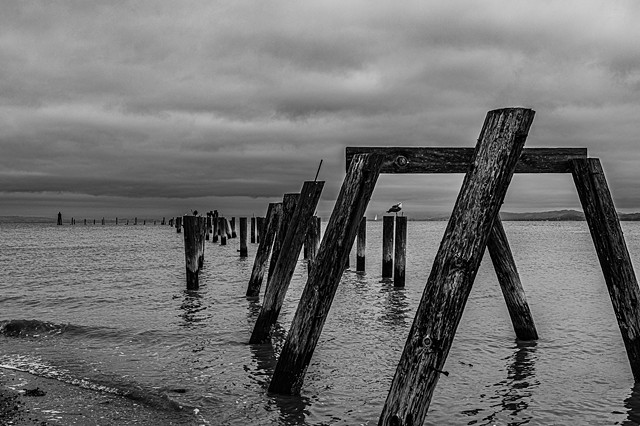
[478,340,538,425]
[378,283,409,328]
[178,290,206,326]
[269,393,312,426]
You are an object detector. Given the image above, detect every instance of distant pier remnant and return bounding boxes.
[393,215,407,287]
[231,217,237,238]
[239,217,248,257]
[175,216,182,233]
[57,212,62,226]
[382,216,394,278]
[251,217,256,244]
[219,217,227,246]
[183,215,206,290]
[206,213,212,241]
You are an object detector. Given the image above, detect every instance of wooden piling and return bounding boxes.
[224,217,232,239]
[305,216,321,275]
[176,216,182,233]
[212,212,219,242]
[251,217,256,244]
[487,217,538,340]
[102,217,105,225]
[231,217,237,238]
[161,217,165,225]
[382,216,394,278]
[134,217,137,225]
[572,158,640,380]
[378,108,535,425]
[250,181,324,344]
[84,219,87,225]
[268,154,383,394]
[356,216,367,272]
[256,217,265,244]
[268,194,300,282]
[219,217,227,245]
[393,216,407,287]
[240,217,248,257]
[183,215,206,290]
[246,203,283,297]
[57,212,62,226]
[206,214,211,240]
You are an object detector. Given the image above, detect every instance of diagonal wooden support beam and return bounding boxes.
[346,147,586,174]
[246,202,282,298]
[488,217,538,340]
[268,153,384,395]
[379,107,536,425]
[250,181,324,344]
[571,158,640,380]
[267,193,299,289]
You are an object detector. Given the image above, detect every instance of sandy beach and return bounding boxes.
[0,367,199,425]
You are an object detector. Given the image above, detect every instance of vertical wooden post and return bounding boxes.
[206,214,211,241]
[161,217,165,225]
[219,217,227,245]
[240,217,248,257]
[571,158,640,380]
[183,215,206,290]
[231,217,237,238]
[57,212,62,226]
[487,217,538,340]
[268,153,383,394]
[356,216,367,272]
[134,217,137,225]
[212,212,219,242]
[268,194,299,282]
[84,219,87,225]
[224,217,232,239]
[393,216,407,287]
[251,217,256,243]
[250,181,324,344]
[246,203,283,297]
[382,216,394,278]
[102,217,105,225]
[256,217,265,244]
[378,108,535,425]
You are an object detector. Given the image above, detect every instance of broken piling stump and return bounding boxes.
[382,216,394,278]
[393,216,407,287]
[183,215,206,290]
[239,217,248,257]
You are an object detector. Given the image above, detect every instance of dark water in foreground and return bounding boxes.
[2,221,640,425]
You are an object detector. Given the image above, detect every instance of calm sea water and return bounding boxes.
[2,220,640,425]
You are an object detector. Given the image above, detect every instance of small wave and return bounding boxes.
[0,319,71,337]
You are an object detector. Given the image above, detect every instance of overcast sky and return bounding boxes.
[2,0,639,219]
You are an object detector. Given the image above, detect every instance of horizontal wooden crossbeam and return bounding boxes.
[345,147,587,174]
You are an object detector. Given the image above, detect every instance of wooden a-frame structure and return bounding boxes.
[262,108,640,426]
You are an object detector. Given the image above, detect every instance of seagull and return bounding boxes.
[387,202,402,216]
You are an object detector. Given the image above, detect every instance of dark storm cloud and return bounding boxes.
[1,0,640,216]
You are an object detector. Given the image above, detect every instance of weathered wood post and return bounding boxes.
[487,217,538,340]
[183,215,206,290]
[246,203,283,297]
[161,217,165,225]
[305,216,321,275]
[57,212,62,225]
[102,217,105,225]
[176,216,182,233]
[231,217,237,238]
[268,194,300,282]
[219,217,227,246]
[134,217,137,225]
[212,211,219,242]
[382,216,394,278]
[250,181,324,344]
[206,214,211,241]
[378,108,535,425]
[256,217,265,244]
[251,217,256,243]
[572,158,640,380]
[356,216,367,272]
[84,219,87,225]
[240,217,248,257]
[267,154,382,393]
[224,217,232,239]
[393,216,407,287]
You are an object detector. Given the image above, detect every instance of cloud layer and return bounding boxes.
[2,0,639,218]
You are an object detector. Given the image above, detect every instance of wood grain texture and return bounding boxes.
[183,215,205,290]
[487,217,538,340]
[379,108,535,426]
[306,216,321,276]
[356,216,366,272]
[246,203,282,298]
[268,153,384,395]
[268,194,299,284]
[382,216,394,278]
[346,147,585,174]
[250,181,324,344]
[571,158,640,380]
[393,216,407,287]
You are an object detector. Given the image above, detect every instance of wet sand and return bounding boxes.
[0,368,199,425]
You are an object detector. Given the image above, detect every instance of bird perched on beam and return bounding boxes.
[387,202,402,216]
